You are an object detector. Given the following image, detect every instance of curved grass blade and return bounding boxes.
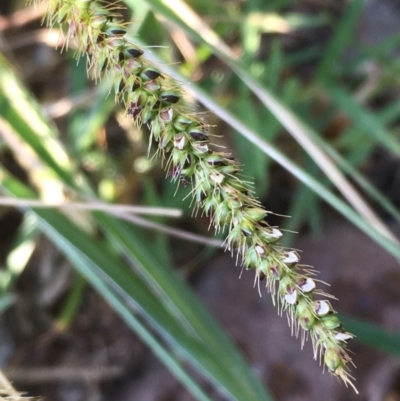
[0,170,273,401]
[327,85,400,158]
[0,54,77,190]
[340,314,400,357]
[130,35,400,261]
[316,0,364,82]
[133,0,399,250]
[0,54,274,399]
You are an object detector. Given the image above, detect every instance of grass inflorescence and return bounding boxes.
[36,0,357,391]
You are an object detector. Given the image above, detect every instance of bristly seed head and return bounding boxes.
[46,0,356,390]
[173,115,193,132]
[296,299,316,330]
[210,172,224,184]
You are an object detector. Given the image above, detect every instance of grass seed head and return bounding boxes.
[43,0,357,390]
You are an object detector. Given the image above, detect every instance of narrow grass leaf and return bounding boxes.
[327,85,400,158]
[340,314,400,357]
[134,0,399,255]
[316,0,365,82]
[0,294,14,314]
[0,55,77,189]
[37,214,214,401]
[0,170,273,401]
[133,35,400,261]
[94,212,274,401]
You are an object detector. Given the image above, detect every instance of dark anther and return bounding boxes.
[109,28,126,36]
[96,33,105,43]
[259,272,266,281]
[126,48,144,58]
[132,79,140,91]
[101,58,109,72]
[207,159,225,166]
[160,93,180,104]
[189,130,208,142]
[183,155,191,169]
[152,100,161,110]
[118,80,125,93]
[118,52,125,62]
[199,191,207,202]
[143,69,161,80]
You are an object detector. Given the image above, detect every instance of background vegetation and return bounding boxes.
[1,0,400,400]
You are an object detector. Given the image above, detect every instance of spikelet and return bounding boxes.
[35,0,358,391]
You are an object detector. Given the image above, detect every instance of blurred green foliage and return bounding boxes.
[1,0,400,399]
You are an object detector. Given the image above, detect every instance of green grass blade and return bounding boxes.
[36,213,214,401]
[133,0,399,256]
[0,294,14,314]
[56,274,88,330]
[94,212,274,401]
[340,314,400,357]
[133,40,400,261]
[0,168,273,401]
[316,0,365,81]
[0,55,77,189]
[0,50,273,400]
[341,31,400,76]
[327,85,400,158]
[305,122,400,224]
[46,215,272,401]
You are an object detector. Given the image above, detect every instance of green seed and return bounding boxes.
[321,314,341,330]
[145,80,161,93]
[173,116,194,131]
[244,207,266,222]
[107,38,125,48]
[296,299,316,330]
[324,348,342,372]
[91,15,108,29]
